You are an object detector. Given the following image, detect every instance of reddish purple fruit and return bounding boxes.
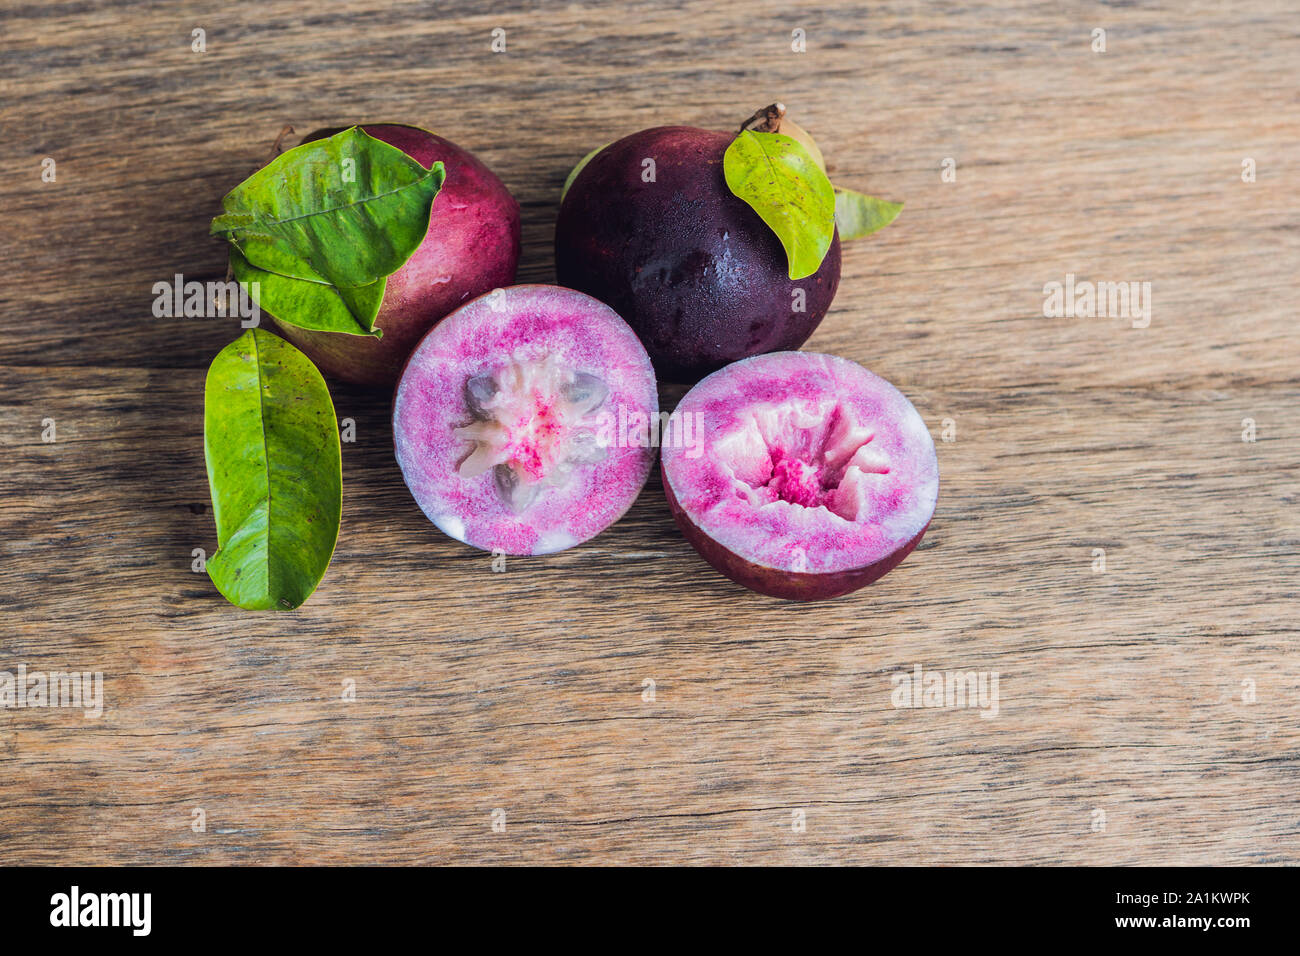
[661,352,938,600]
[555,126,841,382]
[274,124,521,386]
[393,285,658,555]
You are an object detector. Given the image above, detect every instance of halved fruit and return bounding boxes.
[393,285,658,555]
[661,351,938,600]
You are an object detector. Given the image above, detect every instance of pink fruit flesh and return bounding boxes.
[661,352,938,600]
[393,285,658,555]
[273,124,521,386]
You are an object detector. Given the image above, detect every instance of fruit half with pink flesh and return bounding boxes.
[393,285,658,555]
[661,352,938,600]
[272,124,521,387]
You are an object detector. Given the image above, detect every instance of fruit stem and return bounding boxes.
[270,123,296,156]
[739,103,786,134]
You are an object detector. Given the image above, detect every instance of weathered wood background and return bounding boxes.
[1,0,1296,865]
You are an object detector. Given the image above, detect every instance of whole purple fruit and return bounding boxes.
[273,124,521,387]
[555,125,841,382]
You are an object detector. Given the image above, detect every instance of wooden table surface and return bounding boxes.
[1,0,1297,866]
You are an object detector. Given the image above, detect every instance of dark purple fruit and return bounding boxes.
[555,126,841,382]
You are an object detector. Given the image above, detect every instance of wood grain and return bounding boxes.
[1,0,1297,865]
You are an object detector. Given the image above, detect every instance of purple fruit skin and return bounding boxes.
[272,124,521,386]
[664,472,929,600]
[555,126,841,382]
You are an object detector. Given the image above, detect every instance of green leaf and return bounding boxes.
[723,130,837,281]
[204,329,342,610]
[231,249,388,337]
[211,127,444,335]
[834,188,903,240]
[561,144,606,202]
[781,119,825,172]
